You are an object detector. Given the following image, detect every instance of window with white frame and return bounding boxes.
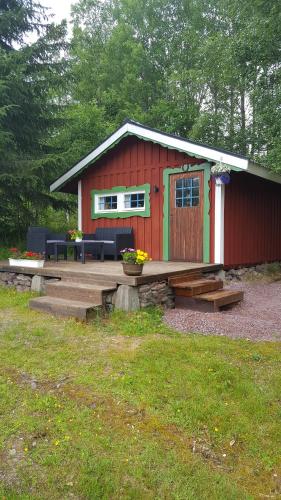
[95,190,146,214]
[98,195,118,211]
[124,192,145,209]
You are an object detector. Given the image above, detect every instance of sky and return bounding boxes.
[39,0,78,24]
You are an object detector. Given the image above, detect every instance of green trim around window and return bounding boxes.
[163,163,211,263]
[91,184,151,219]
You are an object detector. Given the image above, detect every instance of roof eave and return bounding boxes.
[51,120,281,192]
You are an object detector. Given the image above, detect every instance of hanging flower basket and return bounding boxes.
[211,163,231,185]
[212,173,231,185]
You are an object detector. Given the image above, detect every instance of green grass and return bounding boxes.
[0,288,280,499]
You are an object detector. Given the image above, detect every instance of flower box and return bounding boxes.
[9,258,44,268]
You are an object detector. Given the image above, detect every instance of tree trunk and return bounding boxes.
[240,87,247,154]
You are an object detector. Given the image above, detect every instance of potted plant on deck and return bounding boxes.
[67,229,83,242]
[120,248,151,276]
[9,248,45,268]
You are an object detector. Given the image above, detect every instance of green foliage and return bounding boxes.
[0,0,73,244]
[60,0,281,168]
[1,0,281,245]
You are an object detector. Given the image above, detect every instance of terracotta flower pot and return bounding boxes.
[122,262,144,276]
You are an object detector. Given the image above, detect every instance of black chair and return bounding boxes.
[27,226,67,260]
[93,227,134,260]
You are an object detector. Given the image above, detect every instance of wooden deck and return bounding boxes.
[0,260,222,286]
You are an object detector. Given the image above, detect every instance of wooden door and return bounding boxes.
[169,171,204,261]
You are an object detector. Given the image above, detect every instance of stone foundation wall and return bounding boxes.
[225,262,281,281]
[138,281,174,308]
[0,271,53,293]
[104,280,175,312]
[0,272,32,292]
[0,271,175,312]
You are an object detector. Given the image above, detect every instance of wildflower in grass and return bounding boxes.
[54,440,60,446]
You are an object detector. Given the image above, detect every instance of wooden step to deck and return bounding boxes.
[168,271,203,286]
[62,275,117,287]
[29,296,101,321]
[57,272,118,287]
[194,289,244,311]
[46,281,116,303]
[170,271,244,312]
[175,289,244,312]
[174,278,223,297]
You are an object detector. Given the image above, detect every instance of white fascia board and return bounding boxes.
[50,123,130,192]
[127,123,249,170]
[214,180,225,265]
[247,161,281,185]
[51,121,252,192]
[78,180,82,230]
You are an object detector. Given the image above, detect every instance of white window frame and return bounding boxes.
[95,190,146,214]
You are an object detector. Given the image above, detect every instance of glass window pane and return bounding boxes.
[98,197,105,210]
[183,178,192,188]
[124,192,145,209]
[191,197,199,207]
[98,195,117,210]
[183,187,191,197]
[137,193,145,207]
[124,194,131,208]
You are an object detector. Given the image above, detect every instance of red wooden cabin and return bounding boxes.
[50,120,281,268]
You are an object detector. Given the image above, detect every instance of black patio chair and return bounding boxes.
[27,226,67,260]
[92,227,134,260]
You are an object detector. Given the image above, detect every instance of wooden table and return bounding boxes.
[46,240,114,264]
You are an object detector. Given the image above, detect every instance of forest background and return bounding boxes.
[0,0,280,244]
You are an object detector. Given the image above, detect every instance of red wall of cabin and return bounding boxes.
[224,172,281,267]
[81,136,210,260]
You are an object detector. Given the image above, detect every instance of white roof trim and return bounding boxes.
[50,122,130,192]
[128,122,249,170]
[50,121,281,191]
[248,161,281,185]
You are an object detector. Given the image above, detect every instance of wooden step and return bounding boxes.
[194,289,244,312]
[29,296,101,321]
[58,271,117,286]
[173,278,223,297]
[46,281,116,303]
[168,271,203,286]
[62,275,117,287]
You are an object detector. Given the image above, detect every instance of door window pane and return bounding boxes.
[175,177,200,207]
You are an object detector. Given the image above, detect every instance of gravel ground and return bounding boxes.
[164,281,281,342]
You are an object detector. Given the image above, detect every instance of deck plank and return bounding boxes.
[0,260,222,286]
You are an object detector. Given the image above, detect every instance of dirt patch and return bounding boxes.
[164,281,281,342]
[100,335,144,352]
[1,367,225,471]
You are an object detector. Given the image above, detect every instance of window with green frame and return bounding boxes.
[91,184,151,219]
